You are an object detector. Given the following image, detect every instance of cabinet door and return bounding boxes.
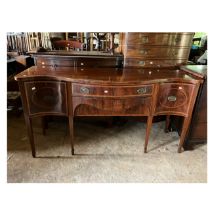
[24,81,68,116]
[155,83,195,116]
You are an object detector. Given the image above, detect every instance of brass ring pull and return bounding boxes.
[80,87,90,94]
[167,96,177,102]
[137,87,147,94]
[174,37,181,43]
[141,36,149,43]
[140,49,148,55]
[138,61,145,66]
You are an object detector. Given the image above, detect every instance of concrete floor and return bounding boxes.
[7,113,207,183]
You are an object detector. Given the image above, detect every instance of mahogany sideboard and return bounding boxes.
[15,63,202,157]
[14,33,204,157]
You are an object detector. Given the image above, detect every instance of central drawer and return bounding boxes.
[72,97,152,116]
[72,83,153,97]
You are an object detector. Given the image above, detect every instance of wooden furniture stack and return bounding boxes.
[121,33,194,67]
[14,33,205,158]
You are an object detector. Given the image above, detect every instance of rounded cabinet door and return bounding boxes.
[25,81,68,115]
[155,83,195,116]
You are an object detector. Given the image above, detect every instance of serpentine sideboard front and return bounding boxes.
[15,65,202,157]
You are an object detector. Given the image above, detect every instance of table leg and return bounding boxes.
[178,116,191,153]
[165,115,170,133]
[69,116,74,155]
[24,114,36,158]
[144,116,153,153]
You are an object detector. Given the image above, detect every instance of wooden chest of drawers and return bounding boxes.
[121,32,194,68]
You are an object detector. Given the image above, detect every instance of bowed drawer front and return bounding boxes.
[24,81,68,116]
[155,83,195,116]
[72,83,153,97]
[71,83,153,116]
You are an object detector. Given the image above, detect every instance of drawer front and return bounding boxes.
[124,58,187,67]
[72,97,152,116]
[25,81,68,115]
[76,58,123,68]
[72,83,153,97]
[125,46,190,59]
[36,58,75,67]
[125,33,193,46]
[155,83,195,116]
[36,57,123,68]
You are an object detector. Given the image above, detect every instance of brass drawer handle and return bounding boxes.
[141,36,149,43]
[137,87,147,94]
[167,96,177,102]
[138,61,145,66]
[174,37,181,44]
[140,49,148,55]
[171,50,178,56]
[80,87,90,94]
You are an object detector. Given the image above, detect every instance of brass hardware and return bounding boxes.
[104,90,108,94]
[141,36,149,43]
[138,61,145,66]
[167,96,177,102]
[80,87,90,94]
[137,87,147,94]
[171,50,178,56]
[174,37,181,44]
[140,49,148,55]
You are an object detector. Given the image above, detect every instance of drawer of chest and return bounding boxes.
[36,58,75,67]
[72,97,152,116]
[72,83,153,97]
[124,58,187,67]
[125,33,193,46]
[76,58,123,68]
[125,46,190,59]
[155,83,196,116]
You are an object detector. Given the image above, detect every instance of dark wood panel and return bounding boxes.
[125,46,190,59]
[35,56,123,68]
[189,123,207,139]
[36,57,75,67]
[24,81,68,116]
[124,58,187,67]
[73,97,152,116]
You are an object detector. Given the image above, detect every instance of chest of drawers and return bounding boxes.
[121,32,194,68]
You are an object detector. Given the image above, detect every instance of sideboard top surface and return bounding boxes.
[15,66,202,85]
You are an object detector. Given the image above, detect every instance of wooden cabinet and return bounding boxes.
[180,65,207,148]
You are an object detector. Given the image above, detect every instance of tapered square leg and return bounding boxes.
[165,115,170,133]
[69,116,74,155]
[24,114,36,158]
[144,116,153,153]
[178,116,191,153]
